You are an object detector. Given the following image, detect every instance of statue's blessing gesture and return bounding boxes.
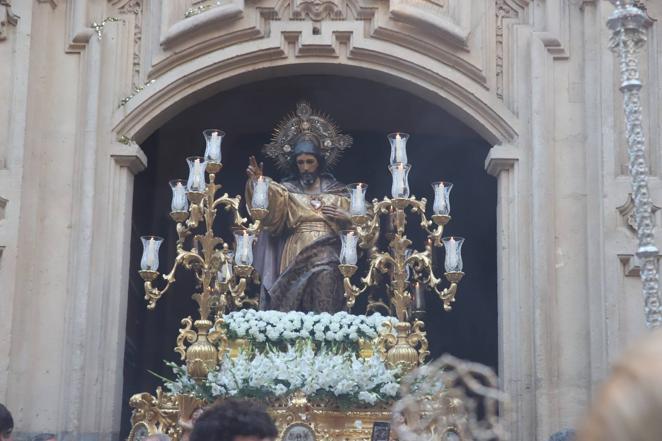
[246,102,353,313]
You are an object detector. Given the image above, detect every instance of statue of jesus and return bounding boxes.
[245,102,353,313]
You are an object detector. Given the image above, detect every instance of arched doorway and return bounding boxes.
[121,74,497,435]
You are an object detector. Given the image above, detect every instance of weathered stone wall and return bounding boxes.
[0,1,660,440]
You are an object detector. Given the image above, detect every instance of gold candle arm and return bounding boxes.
[229,277,249,307]
[431,272,464,311]
[212,193,247,227]
[338,264,363,308]
[339,251,394,309]
[410,197,451,246]
[404,240,463,312]
[172,219,193,247]
[216,264,260,309]
[433,283,457,311]
[142,250,205,309]
[343,276,367,309]
[352,198,392,249]
[186,201,203,229]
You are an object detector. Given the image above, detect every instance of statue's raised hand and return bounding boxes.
[246,155,264,180]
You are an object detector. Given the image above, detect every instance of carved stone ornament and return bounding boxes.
[0,0,19,41]
[291,0,345,20]
[118,0,143,90]
[495,0,519,100]
[619,254,661,278]
[618,193,660,234]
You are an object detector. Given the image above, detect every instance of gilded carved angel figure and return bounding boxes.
[245,102,354,313]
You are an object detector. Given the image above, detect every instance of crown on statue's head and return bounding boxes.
[263,101,353,173]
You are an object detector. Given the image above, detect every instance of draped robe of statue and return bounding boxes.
[247,173,350,312]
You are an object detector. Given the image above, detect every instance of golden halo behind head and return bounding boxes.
[263,101,353,173]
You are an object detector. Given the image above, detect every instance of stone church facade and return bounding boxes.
[0,1,661,440]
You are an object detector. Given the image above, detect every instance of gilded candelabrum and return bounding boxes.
[138,129,266,379]
[339,133,465,371]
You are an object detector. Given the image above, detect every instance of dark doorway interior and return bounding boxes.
[120,74,497,437]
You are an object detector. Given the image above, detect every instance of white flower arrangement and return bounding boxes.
[223,310,398,345]
[164,343,401,406]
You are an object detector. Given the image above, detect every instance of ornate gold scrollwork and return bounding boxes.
[129,388,180,440]
[175,316,196,361]
[175,317,228,381]
[378,320,429,372]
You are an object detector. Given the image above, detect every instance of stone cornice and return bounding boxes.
[485,144,519,176]
[110,140,148,174]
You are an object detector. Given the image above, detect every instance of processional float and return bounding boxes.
[128,104,473,441]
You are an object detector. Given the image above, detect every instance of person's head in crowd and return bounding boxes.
[190,399,277,441]
[0,404,13,441]
[578,328,662,441]
[32,433,56,441]
[144,433,171,441]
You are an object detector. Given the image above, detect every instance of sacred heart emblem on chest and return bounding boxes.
[309,197,323,210]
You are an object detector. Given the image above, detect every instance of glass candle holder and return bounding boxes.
[389,163,411,199]
[217,252,234,284]
[203,129,224,163]
[140,235,164,271]
[169,179,189,212]
[186,156,207,192]
[442,236,465,273]
[432,181,453,215]
[340,230,359,265]
[388,132,410,165]
[251,176,270,210]
[348,183,368,216]
[234,231,256,266]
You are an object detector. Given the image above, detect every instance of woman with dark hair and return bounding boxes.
[0,404,13,441]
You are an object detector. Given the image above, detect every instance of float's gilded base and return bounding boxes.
[128,389,393,441]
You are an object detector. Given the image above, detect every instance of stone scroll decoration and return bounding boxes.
[291,0,345,20]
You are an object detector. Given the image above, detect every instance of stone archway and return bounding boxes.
[104,43,524,424]
[107,54,525,434]
[120,73,501,435]
[114,61,519,147]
